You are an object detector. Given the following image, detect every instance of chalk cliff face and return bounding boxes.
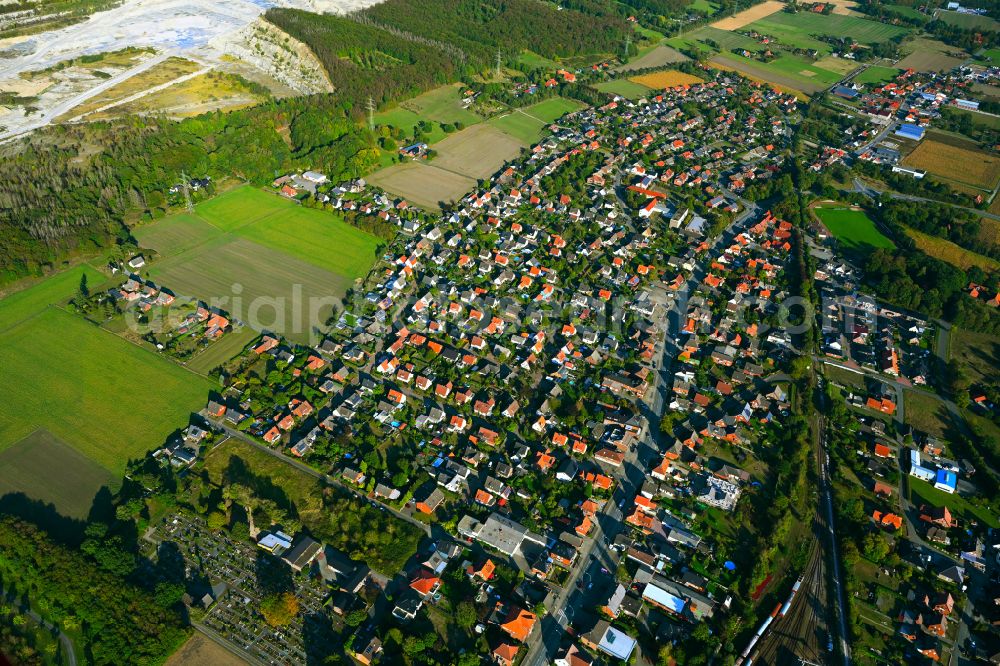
[0,0,385,139]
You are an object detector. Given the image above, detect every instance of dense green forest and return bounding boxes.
[359,0,625,63]
[0,517,189,664]
[0,606,46,666]
[264,10,465,109]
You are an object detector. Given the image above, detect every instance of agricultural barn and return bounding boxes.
[832,86,859,100]
[895,123,925,141]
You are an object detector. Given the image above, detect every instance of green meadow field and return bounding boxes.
[0,429,116,518]
[488,97,585,143]
[195,186,293,231]
[0,284,212,482]
[527,97,586,123]
[594,79,653,99]
[373,83,481,144]
[747,12,908,47]
[936,9,999,32]
[134,186,382,343]
[0,263,105,332]
[400,83,481,125]
[813,205,895,253]
[667,26,765,55]
[518,50,559,70]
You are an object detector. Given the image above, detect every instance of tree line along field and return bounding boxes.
[0,265,214,518]
[904,227,999,273]
[134,186,382,344]
[202,438,423,574]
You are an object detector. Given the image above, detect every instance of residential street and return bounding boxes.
[521,190,762,666]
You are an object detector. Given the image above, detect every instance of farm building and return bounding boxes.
[895,123,925,141]
[832,86,859,100]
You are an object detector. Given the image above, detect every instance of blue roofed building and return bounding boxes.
[895,123,925,141]
[934,468,957,494]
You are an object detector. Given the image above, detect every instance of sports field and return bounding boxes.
[813,204,894,252]
[629,69,704,89]
[902,135,1000,190]
[0,429,115,519]
[594,79,653,99]
[369,162,477,210]
[135,186,381,343]
[854,65,901,85]
[0,305,212,477]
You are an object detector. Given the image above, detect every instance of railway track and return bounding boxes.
[740,407,837,666]
[751,542,828,665]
